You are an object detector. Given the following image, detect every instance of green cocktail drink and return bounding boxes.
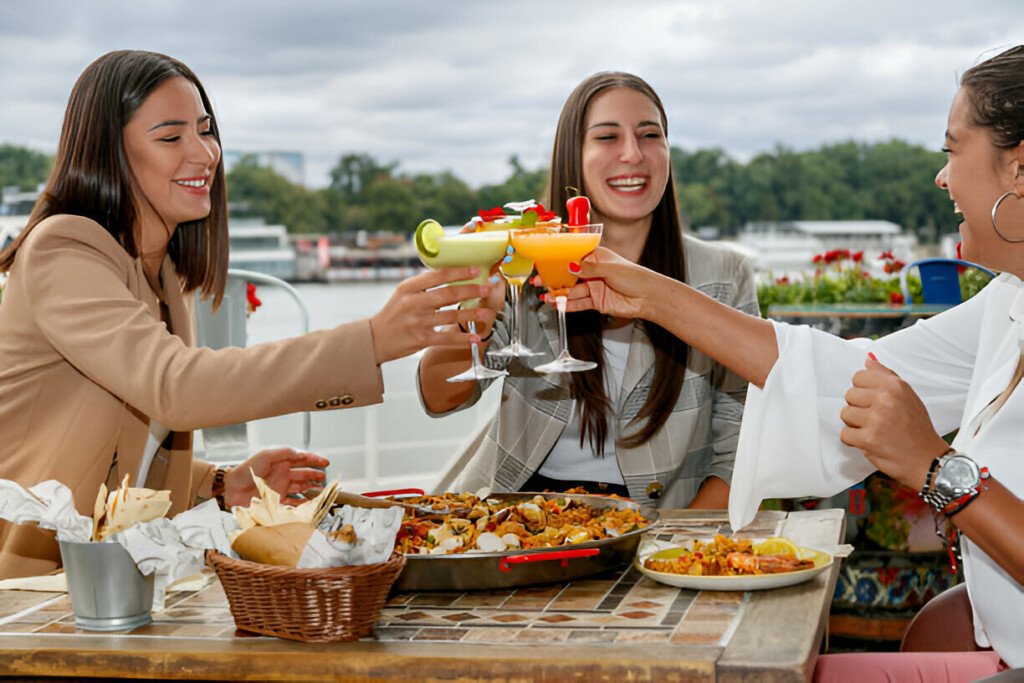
[414,220,509,382]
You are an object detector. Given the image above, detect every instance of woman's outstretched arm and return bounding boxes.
[565,247,779,387]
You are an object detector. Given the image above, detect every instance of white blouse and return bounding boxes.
[730,273,1024,667]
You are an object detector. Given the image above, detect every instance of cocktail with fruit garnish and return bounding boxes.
[475,202,555,359]
[414,219,509,382]
[509,196,602,374]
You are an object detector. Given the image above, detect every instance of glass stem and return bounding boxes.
[555,295,568,355]
[468,320,484,370]
[510,283,523,348]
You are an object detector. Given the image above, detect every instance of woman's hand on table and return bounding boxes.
[370,266,498,363]
[839,355,950,490]
[223,447,330,508]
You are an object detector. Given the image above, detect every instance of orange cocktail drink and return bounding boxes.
[509,226,601,295]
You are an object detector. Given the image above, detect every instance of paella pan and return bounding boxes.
[361,490,657,591]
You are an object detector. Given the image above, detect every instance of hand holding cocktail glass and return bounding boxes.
[511,195,602,374]
[477,201,555,360]
[414,219,509,383]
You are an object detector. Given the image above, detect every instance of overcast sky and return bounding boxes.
[1,1,1021,190]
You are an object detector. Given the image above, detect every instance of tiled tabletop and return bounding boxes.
[0,509,843,682]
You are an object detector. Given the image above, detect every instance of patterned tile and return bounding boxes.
[0,511,820,663]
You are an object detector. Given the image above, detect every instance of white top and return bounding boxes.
[136,421,170,487]
[729,273,1024,667]
[537,324,632,483]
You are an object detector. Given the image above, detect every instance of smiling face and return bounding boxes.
[581,87,670,233]
[935,87,1023,270]
[123,76,221,254]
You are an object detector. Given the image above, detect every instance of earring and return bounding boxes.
[991,190,1024,243]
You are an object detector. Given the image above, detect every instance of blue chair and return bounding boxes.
[899,258,996,305]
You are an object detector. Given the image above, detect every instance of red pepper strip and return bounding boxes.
[362,488,425,498]
[499,548,599,572]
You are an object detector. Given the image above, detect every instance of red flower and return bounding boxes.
[878,251,894,261]
[776,276,789,284]
[812,253,824,263]
[852,251,864,263]
[890,291,904,304]
[890,259,906,273]
[246,283,262,314]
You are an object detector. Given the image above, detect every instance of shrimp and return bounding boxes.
[726,552,815,574]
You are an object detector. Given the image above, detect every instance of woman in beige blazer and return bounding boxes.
[0,50,493,579]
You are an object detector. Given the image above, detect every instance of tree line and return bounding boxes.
[0,140,953,240]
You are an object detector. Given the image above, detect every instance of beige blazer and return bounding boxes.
[0,215,384,578]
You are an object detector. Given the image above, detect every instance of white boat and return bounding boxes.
[227,219,297,280]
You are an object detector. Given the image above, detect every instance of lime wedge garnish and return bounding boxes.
[415,219,444,258]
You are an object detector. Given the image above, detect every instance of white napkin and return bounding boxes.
[0,479,93,541]
[0,480,237,611]
[307,505,403,567]
[113,500,236,610]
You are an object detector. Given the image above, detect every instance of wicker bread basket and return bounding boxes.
[206,549,406,642]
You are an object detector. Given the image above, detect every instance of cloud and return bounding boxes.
[1,0,1021,187]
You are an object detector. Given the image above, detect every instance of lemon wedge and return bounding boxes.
[414,219,444,259]
[754,536,802,558]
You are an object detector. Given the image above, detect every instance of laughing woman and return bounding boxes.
[0,50,493,578]
[565,47,1024,679]
[418,72,759,510]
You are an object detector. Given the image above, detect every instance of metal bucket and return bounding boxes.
[392,492,656,592]
[59,540,154,631]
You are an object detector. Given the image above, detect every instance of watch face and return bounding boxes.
[937,456,979,489]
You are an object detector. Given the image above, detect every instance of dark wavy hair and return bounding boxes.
[0,50,229,306]
[542,71,688,453]
[960,45,1024,150]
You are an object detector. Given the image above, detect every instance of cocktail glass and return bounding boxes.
[509,223,603,374]
[415,220,510,382]
[477,218,543,359]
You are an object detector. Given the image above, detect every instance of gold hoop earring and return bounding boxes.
[991,190,1024,243]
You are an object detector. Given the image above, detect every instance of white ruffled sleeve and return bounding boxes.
[728,322,877,531]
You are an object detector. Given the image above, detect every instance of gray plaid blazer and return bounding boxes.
[423,234,759,509]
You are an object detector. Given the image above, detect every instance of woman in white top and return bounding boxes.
[563,46,1024,679]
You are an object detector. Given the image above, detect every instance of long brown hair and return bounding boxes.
[543,71,688,453]
[0,50,229,306]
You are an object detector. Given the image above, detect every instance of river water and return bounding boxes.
[217,280,497,493]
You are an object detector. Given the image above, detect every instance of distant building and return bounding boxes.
[227,218,297,280]
[223,150,305,186]
[737,220,918,276]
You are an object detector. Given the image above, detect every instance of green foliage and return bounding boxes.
[0,144,52,191]
[670,140,949,240]
[226,156,328,234]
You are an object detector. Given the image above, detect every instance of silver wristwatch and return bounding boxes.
[920,452,982,511]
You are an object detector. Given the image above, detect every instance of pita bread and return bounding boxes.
[92,474,172,541]
[230,522,315,567]
[227,473,341,566]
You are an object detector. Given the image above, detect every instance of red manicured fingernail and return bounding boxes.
[568,262,581,274]
[867,352,878,361]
